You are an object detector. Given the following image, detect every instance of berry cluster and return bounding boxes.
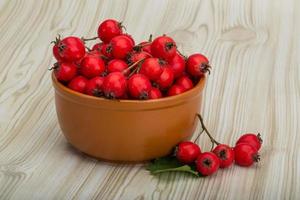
[50,19,211,100]
[175,115,262,176]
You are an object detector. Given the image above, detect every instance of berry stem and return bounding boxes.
[85,46,92,52]
[196,114,220,146]
[176,50,187,60]
[123,58,145,75]
[193,129,205,144]
[148,34,153,42]
[82,36,98,42]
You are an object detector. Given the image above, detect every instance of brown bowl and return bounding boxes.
[52,73,206,162]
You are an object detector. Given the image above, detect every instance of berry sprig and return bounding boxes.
[49,19,211,100]
[147,114,263,177]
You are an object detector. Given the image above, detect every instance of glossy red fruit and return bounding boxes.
[236,133,262,151]
[234,143,260,167]
[149,87,162,99]
[80,55,105,78]
[187,54,211,77]
[100,43,113,59]
[120,33,135,46]
[167,84,185,96]
[53,36,86,62]
[53,45,64,61]
[97,19,123,43]
[196,152,220,176]
[68,76,88,93]
[85,76,104,97]
[140,58,164,81]
[102,72,127,99]
[168,53,186,78]
[138,41,152,54]
[92,43,103,51]
[156,67,174,89]
[212,144,235,168]
[176,76,193,91]
[127,51,151,64]
[52,62,77,82]
[176,141,201,164]
[107,59,128,74]
[128,74,152,99]
[110,35,134,59]
[151,36,177,60]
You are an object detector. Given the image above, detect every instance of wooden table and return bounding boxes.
[1,0,299,199]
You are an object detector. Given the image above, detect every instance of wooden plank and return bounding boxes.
[0,0,299,199]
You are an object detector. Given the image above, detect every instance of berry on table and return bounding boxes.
[212,144,234,168]
[236,133,262,151]
[234,143,260,167]
[196,152,220,176]
[175,141,201,164]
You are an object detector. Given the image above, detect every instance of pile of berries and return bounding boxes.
[50,19,211,100]
[175,115,262,176]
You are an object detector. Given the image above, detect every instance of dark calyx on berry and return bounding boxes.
[253,154,260,162]
[139,91,149,100]
[165,42,175,51]
[105,92,116,99]
[203,159,212,167]
[92,89,103,97]
[257,133,263,144]
[200,63,211,74]
[219,150,227,160]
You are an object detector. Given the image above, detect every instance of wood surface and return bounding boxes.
[0,0,300,199]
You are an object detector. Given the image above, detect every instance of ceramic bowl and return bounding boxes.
[52,73,206,162]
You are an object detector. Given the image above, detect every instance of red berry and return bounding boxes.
[54,36,86,62]
[139,41,152,54]
[53,45,64,61]
[85,76,104,97]
[236,133,262,151]
[97,19,123,43]
[92,43,103,52]
[167,84,185,96]
[168,52,186,78]
[234,143,260,167]
[151,36,177,60]
[212,144,234,168]
[100,43,113,59]
[68,76,88,93]
[120,33,135,46]
[102,72,127,99]
[110,35,134,59]
[196,152,220,176]
[149,87,162,99]
[176,76,193,91]
[127,51,151,64]
[128,74,152,99]
[140,58,164,81]
[156,67,174,89]
[107,59,128,74]
[187,54,211,77]
[52,62,77,82]
[176,141,201,164]
[80,55,105,78]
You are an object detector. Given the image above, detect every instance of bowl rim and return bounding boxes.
[52,72,206,109]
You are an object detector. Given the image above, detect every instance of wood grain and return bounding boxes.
[0,0,300,199]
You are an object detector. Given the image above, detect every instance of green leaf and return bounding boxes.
[146,156,200,177]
